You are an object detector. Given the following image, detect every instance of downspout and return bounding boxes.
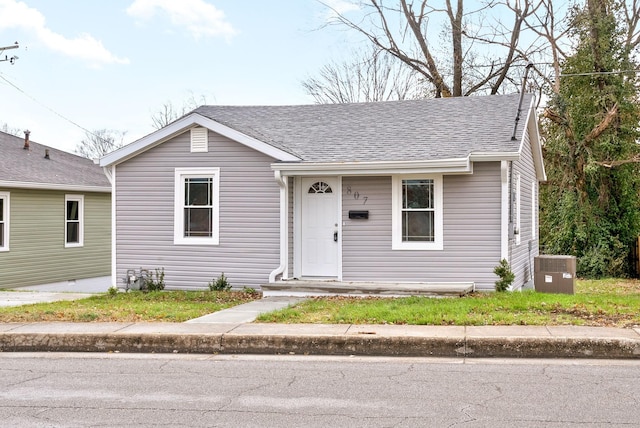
[269,170,288,283]
[500,161,509,263]
[511,63,533,141]
[108,165,117,288]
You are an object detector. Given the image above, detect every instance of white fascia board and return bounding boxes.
[469,152,520,162]
[0,181,111,193]
[100,113,300,167]
[521,98,547,182]
[272,158,473,176]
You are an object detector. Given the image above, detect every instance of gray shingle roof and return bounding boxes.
[0,131,110,188]
[193,93,532,163]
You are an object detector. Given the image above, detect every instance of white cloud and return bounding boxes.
[0,0,129,67]
[126,0,237,40]
[323,0,359,19]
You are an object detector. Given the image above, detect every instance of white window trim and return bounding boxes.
[174,167,220,245]
[0,191,9,252]
[392,174,443,251]
[65,194,84,248]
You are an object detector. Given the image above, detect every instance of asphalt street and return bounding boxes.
[1,353,639,427]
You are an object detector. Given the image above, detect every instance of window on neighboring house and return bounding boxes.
[0,192,8,251]
[392,175,443,250]
[65,195,84,247]
[174,168,220,245]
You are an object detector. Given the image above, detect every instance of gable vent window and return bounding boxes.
[190,127,208,153]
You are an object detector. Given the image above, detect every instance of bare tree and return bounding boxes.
[323,0,541,97]
[1,122,22,137]
[303,47,425,103]
[622,0,640,51]
[75,129,127,159]
[150,93,208,130]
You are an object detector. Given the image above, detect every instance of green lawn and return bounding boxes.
[0,290,259,323]
[1,279,639,327]
[255,279,640,328]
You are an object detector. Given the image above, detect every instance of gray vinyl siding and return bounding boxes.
[0,188,111,288]
[113,130,280,290]
[509,130,539,289]
[341,162,502,290]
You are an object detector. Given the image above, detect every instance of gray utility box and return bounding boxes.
[534,255,576,295]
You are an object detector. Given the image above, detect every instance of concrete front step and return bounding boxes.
[261,281,475,297]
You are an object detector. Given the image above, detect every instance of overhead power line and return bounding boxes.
[559,69,640,77]
[0,71,99,140]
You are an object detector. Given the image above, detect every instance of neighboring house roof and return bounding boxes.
[0,131,111,192]
[100,93,544,179]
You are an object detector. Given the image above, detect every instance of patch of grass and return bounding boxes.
[0,290,259,323]
[256,279,640,328]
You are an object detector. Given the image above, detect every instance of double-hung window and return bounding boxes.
[0,192,8,251]
[65,195,84,247]
[392,175,443,250]
[174,168,220,245]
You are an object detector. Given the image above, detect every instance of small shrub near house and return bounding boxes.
[493,259,515,292]
[209,272,231,291]
[144,268,166,292]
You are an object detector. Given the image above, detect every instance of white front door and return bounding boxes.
[300,177,340,277]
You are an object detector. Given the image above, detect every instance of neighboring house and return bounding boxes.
[100,93,545,293]
[0,131,111,288]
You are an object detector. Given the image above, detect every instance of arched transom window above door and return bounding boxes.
[308,181,333,194]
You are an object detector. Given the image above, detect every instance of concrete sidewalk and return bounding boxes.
[0,322,639,359]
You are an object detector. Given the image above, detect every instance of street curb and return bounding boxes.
[1,332,640,358]
[221,334,465,357]
[463,336,640,359]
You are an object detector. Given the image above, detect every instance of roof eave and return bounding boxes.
[99,113,301,167]
[469,152,520,162]
[272,158,473,176]
[272,152,522,176]
[0,181,111,193]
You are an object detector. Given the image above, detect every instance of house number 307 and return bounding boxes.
[346,186,368,205]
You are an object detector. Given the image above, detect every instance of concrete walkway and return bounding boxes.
[187,297,308,323]
[0,292,96,307]
[0,276,111,307]
[16,276,112,293]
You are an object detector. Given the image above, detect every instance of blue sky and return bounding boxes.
[0,0,363,153]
